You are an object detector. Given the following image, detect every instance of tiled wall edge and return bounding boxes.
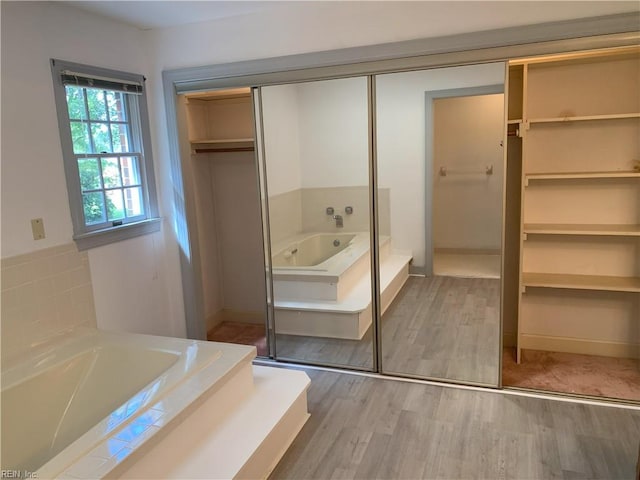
[1,242,98,360]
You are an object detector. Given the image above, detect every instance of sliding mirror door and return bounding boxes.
[375,63,506,386]
[260,77,374,369]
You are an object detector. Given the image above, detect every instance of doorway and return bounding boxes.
[426,86,505,278]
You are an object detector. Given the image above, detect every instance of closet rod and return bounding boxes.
[439,165,493,176]
[194,147,255,153]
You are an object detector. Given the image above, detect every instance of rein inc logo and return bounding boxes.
[1,471,37,479]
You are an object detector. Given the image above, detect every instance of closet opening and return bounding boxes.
[177,87,268,356]
[502,47,640,402]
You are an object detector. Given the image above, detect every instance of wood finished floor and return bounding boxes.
[275,276,500,385]
[269,368,640,480]
[381,276,500,385]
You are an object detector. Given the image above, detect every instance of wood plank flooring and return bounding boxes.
[275,276,501,385]
[381,276,500,385]
[269,368,640,480]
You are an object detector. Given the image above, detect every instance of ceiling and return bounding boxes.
[64,1,295,29]
[65,1,640,32]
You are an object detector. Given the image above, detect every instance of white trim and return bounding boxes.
[253,359,640,410]
[61,70,143,87]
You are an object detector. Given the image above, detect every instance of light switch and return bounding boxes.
[31,218,45,240]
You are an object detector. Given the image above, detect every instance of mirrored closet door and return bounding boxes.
[375,63,507,386]
[259,76,375,370]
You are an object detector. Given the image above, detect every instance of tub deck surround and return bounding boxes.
[116,365,310,479]
[271,232,411,339]
[1,328,310,480]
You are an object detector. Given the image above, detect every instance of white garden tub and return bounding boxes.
[0,328,255,479]
[271,232,389,301]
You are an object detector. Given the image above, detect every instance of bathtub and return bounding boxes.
[271,231,410,339]
[272,232,389,301]
[1,328,255,479]
[272,233,357,269]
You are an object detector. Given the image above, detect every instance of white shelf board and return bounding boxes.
[529,112,640,124]
[525,171,640,182]
[522,272,640,293]
[523,224,640,237]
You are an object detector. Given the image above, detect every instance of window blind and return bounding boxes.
[60,70,143,94]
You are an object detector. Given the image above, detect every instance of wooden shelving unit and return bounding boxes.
[185,89,256,155]
[522,273,640,293]
[507,46,640,364]
[525,171,640,183]
[529,112,640,124]
[523,223,640,236]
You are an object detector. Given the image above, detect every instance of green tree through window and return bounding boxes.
[52,59,159,249]
[66,85,143,226]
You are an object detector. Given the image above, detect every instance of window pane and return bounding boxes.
[65,86,87,120]
[106,190,125,220]
[83,192,106,225]
[107,91,127,122]
[77,158,101,191]
[70,122,90,154]
[86,89,108,121]
[120,156,141,186]
[91,123,112,153]
[111,124,131,153]
[101,157,122,187]
[124,187,144,217]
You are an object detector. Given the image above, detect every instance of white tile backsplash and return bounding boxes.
[1,243,97,361]
[267,189,303,244]
[268,186,391,244]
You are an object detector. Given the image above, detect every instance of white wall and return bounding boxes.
[0,2,184,338]
[433,94,505,251]
[140,3,636,336]
[376,63,505,267]
[3,1,629,340]
[145,2,638,69]
[210,154,266,315]
[260,84,302,196]
[296,78,369,188]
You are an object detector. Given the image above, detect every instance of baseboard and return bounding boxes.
[503,331,517,348]
[409,265,427,276]
[212,309,266,326]
[520,334,640,359]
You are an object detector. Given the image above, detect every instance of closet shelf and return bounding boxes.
[528,112,640,124]
[522,273,640,293]
[523,223,640,237]
[191,138,255,153]
[525,171,640,182]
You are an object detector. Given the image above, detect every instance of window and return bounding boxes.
[51,59,160,250]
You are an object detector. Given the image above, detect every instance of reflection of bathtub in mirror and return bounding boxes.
[271,232,411,339]
[273,233,357,269]
[272,232,387,301]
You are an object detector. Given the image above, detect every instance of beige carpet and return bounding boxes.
[503,348,640,402]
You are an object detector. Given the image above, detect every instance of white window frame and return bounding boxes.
[51,59,160,250]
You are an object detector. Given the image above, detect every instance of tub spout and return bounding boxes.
[333,214,343,228]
